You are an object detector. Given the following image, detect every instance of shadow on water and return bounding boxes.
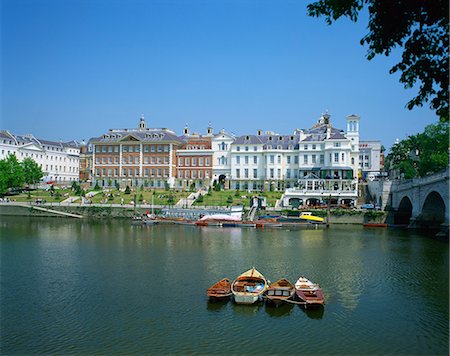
[206,299,229,312]
[264,302,294,317]
[299,305,325,319]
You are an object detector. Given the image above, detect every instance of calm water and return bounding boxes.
[1,217,448,355]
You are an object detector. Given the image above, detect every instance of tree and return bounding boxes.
[385,121,449,178]
[0,154,24,194]
[307,0,449,121]
[22,157,44,186]
[124,185,131,194]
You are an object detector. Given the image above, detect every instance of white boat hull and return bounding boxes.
[233,293,261,304]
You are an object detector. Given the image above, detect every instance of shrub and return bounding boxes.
[196,194,204,203]
[94,182,100,190]
[226,195,233,204]
[124,185,131,194]
[138,194,143,202]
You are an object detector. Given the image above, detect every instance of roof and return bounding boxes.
[92,129,183,144]
[233,134,300,149]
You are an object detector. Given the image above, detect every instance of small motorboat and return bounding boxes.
[294,276,324,306]
[207,278,232,300]
[299,212,324,223]
[231,267,268,304]
[265,278,295,305]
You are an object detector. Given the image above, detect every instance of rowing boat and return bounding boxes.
[231,267,268,304]
[294,276,324,306]
[265,278,295,305]
[207,278,232,300]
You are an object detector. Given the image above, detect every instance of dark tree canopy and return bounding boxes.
[307,0,449,122]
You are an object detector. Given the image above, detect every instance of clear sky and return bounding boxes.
[1,0,439,150]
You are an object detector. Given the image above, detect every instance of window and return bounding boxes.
[304,144,308,150]
[144,168,149,176]
[206,157,210,166]
[199,157,204,166]
[164,146,169,152]
[245,146,249,151]
[244,169,248,178]
[185,158,190,166]
[294,156,299,164]
[178,158,183,166]
[312,155,316,163]
[102,146,106,153]
[136,146,140,153]
[199,170,203,178]
[304,155,308,164]
[277,155,281,164]
[108,146,112,153]
[129,146,134,153]
[123,146,128,153]
[270,155,274,164]
[254,146,257,151]
[236,156,240,164]
[277,169,281,178]
[157,146,162,152]
[334,142,341,147]
[236,169,240,178]
[144,146,149,153]
[236,146,240,152]
[351,157,355,164]
[312,144,316,150]
[151,146,155,152]
[286,169,291,179]
[270,168,274,178]
[253,169,258,178]
[341,153,345,161]
[192,158,197,166]
[334,153,339,163]
[253,156,257,164]
[244,156,249,164]
[192,170,196,179]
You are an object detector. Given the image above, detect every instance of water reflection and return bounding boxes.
[231,302,263,316]
[264,302,294,317]
[300,305,325,320]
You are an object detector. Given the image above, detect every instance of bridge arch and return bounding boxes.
[395,196,413,225]
[420,191,446,227]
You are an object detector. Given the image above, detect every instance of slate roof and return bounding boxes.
[1,130,79,149]
[233,134,300,149]
[93,128,183,144]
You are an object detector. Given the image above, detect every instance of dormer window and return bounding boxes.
[267,145,272,149]
[278,136,282,141]
[288,145,293,150]
[290,136,294,140]
[246,135,250,140]
[268,136,272,141]
[277,145,282,150]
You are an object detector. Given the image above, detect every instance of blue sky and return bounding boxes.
[1,0,439,150]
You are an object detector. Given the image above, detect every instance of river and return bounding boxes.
[1,217,448,355]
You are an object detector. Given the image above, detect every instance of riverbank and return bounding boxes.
[0,202,387,224]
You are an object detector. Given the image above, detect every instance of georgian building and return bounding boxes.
[0,130,80,183]
[91,116,183,189]
[175,124,214,190]
[281,113,360,207]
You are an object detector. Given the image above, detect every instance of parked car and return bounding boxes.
[361,203,375,210]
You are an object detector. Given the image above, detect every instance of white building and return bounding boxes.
[359,140,382,179]
[211,129,235,189]
[0,130,80,183]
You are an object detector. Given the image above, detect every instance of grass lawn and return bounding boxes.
[7,188,75,203]
[193,190,283,207]
[88,189,191,205]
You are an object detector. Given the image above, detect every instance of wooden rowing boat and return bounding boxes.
[207,278,232,300]
[294,276,324,306]
[265,278,295,305]
[231,267,268,304]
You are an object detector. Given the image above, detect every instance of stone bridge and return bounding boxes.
[368,167,449,230]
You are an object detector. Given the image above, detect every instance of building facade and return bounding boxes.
[211,129,235,189]
[0,130,80,184]
[175,125,214,190]
[359,140,382,179]
[91,116,183,188]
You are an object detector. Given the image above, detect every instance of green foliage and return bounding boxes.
[164,181,170,191]
[94,182,100,190]
[27,190,31,199]
[226,195,233,204]
[22,157,43,186]
[140,184,144,191]
[196,194,204,203]
[107,179,112,187]
[213,181,221,191]
[124,185,131,194]
[167,195,175,204]
[138,194,143,202]
[386,121,449,178]
[115,181,120,190]
[189,183,196,191]
[234,190,240,197]
[207,187,212,196]
[307,0,449,121]
[0,154,25,194]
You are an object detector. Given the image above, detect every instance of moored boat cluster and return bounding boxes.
[207,267,324,307]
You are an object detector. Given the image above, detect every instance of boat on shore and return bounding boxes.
[363,223,387,228]
[265,278,295,305]
[294,276,324,307]
[231,267,268,304]
[207,278,232,300]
